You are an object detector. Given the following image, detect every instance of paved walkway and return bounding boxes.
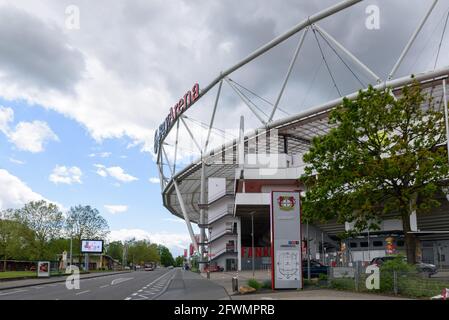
[0,271,131,291]
[202,270,410,300]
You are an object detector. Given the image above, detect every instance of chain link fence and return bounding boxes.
[324,265,449,299]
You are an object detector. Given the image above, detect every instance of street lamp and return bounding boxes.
[250,211,255,278]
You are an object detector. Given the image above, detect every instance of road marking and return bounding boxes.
[111,277,133,285]
[125,297,131,300]
[0,289,27,296]
[33,286,43,289]
[100,285,110,288]
[75,290,90,295]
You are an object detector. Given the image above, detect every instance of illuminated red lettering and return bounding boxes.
[184,91,191,109]
[264,247,269,257]
[256,247,262,258]
[178,98,185,112]
[192,83,199,102]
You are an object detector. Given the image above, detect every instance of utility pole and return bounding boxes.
[251,212,255,278]
[307,221,311,281]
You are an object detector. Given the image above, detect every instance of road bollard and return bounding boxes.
[232,277,239,292]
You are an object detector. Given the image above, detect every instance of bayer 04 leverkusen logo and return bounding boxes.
[277,195,296,211]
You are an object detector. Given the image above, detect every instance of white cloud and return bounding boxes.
[0,169,51,210]
[49,165,82,185]
[0,106,58,153]
[149,177,160,184]
[9,121,58,153]
[104,204,128,215]
[163,217,185,224]
[94,164,138,183]
[9,158,25,165]
[0,106,13,134]
[108,229,191,251]
[88,152,111,158]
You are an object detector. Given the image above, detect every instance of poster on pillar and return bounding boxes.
[271,191,302,289]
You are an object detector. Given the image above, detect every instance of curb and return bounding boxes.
[0,271,132,291]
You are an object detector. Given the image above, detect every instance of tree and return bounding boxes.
[65,205,109,266]
[14,201,64,259]
[106,241,124,263]
[301,82,449,264]
[175,256,184,267]
[158,245,175,267]
[0,218,35,270]
[127,240,159,266]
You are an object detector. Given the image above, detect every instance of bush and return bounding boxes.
[247,278,262,290]
[262,280,272,289]
[379,255,414,292]
[318,273,328,281]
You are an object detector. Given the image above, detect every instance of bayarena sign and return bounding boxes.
[154,83,200,153]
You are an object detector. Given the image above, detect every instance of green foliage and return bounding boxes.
[261,280,272,289]
[247,278,262,290]
[301,82,448,263]
[158,245,175,267]
[14,200,64,259]
[127,239,160,265]
[65,205,109,242]
[105,241,124,263]
[174,256,184,267]
[318,273,328,281]
[380,255,413,273]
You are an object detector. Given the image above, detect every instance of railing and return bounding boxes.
[209,229,237,243]
[318,266,449,299]
[208,204,234,225]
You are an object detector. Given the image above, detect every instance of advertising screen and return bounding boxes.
[81,240,103,253]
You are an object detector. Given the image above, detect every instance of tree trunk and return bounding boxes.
[402,210,417,264]
[3,259,6,272]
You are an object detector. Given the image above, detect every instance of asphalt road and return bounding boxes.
[0,268,175,300]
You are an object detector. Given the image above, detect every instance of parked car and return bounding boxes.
[205,264,224,272]
[302,260,329,278]
[369,256,438,277]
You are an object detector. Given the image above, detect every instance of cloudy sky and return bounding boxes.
[0,0,448,256]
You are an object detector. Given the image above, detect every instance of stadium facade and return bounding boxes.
[156,0,449,272]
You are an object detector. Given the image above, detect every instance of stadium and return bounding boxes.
[155,0,449,276]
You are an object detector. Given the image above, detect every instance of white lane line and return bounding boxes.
[132,293,137,296]
[75,290,90,295]
[100,285,110,288]
[111,277,134,286]
[125,297,131,300]
[33,286,43,289]
[0,289,27,296]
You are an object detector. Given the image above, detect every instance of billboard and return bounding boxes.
[37,261,50,277]
[81,240,103,253]
[271,191,302,289]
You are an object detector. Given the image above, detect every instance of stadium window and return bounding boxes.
[349,242,358,248]
[360,242,369,248]
[373,241,383,247]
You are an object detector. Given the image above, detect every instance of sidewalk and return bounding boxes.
[0,271,132,291]
[202,270,410,300]
[200,270,271,295]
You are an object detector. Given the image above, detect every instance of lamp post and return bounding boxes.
[251,211,255,278]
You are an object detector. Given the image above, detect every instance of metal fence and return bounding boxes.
[323,266,449,299]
